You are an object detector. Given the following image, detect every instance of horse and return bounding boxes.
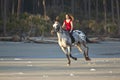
[52,21,91,66]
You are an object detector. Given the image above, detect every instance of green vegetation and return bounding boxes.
[0,0,120,38]
[3,13,52,37]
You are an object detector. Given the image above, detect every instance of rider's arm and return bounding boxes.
[70,21,73,33]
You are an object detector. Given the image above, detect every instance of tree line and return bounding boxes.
[0,0,120,37]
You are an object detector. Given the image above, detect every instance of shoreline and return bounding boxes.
[0,36,120,43]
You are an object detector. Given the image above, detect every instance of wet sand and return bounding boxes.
[0,58,120,80]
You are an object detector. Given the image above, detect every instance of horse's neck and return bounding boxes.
[57,32,62,40]
[57,30,65,40]
[57,30,70,41]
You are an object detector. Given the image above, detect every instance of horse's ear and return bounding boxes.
[51,29,55,35]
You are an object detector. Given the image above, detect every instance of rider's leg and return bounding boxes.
[69,31,75,43]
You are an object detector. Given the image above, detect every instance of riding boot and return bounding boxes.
[69,32,75,43]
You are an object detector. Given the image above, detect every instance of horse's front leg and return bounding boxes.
[61,47,71,66]
[68,46,77,61]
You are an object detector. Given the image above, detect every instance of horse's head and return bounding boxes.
[52,21,61,32]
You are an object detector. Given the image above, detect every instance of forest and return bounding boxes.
[0,0,120,38]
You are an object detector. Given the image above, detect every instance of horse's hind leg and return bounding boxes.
[83,42,91,61]
[76,43,84,53]
[77,43,90,61]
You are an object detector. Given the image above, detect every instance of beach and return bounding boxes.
[0,41,120,80]
[0,58,120,80]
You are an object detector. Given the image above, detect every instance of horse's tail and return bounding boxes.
[86,37,99,43]
[86,37,92,43]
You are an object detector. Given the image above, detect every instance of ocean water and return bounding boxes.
[0,41,120,58]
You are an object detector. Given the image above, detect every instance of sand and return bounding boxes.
[0,58,120,80]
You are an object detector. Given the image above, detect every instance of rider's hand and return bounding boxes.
[70,30,72,33]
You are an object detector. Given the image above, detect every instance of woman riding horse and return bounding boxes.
[52,15,91,66]
[62,14,75,43]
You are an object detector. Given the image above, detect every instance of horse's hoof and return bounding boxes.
[67,63,70,66]
[87,59,91,61]
[74,58,77,61]
[85,57,91,61]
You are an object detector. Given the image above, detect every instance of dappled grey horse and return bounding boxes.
[52,22,90,65]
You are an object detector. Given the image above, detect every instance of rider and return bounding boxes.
[62,14,75,43]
